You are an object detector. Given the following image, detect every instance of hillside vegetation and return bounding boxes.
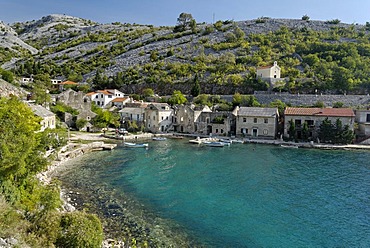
[2,15,370,95]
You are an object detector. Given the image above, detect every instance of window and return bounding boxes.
[101,94,103,98]
[243,118,246,122]
[295,119,301,127]
[221,129,223,133]
[263,129,268,135]
[367,114,370,122]
[216,129,219,133]
[153,116,156,120]
[95,95,98,98]
[166,116,169,120]
[161,116,164,120]
[254,118,257,123]
[264,118,268,124]
[108,95,112,98]
[87,116,91,121]
[306,120,314,127]
[137,114,140,120]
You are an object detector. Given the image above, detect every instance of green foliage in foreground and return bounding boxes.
[0,97,103,247]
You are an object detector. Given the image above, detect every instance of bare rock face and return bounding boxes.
[0,21,38,55]
[0,78,28,98]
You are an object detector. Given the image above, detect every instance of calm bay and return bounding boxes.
[55,139,370,247]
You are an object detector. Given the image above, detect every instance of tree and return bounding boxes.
[333,102,344,108]
[0,97,45,182]
[302,121,309,141]
[174,13,194,32]
[0,69,14,83]
[232,92,242,107]
[150,50,159,62]
[234,26,245,40]
[168,90,187,105]
[288,119,296,140]
[92,109,120,129]
[190,19,197,33]
[302,15,310,21]
[142,88,154,97]
[318,118,334,143]
[191,74,201,97]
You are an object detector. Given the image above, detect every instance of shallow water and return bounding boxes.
[57,139,370,247]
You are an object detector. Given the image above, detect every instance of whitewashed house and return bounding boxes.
[86,89,125,108]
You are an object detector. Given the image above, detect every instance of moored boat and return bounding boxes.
[152,137,167,141]
[219,138,232,144]
[124,142,149,148]
[280,144,299,149]
[231,139,244,144]
[203,141,226,147]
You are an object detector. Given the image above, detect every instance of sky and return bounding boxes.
[0,0,369,26]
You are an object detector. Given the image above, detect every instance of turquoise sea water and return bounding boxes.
[58,139,370,247]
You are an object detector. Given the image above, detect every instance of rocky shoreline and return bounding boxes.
[38,132,200,248]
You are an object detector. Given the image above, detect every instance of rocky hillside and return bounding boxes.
[1,14,370,95]
[0,78,28,98]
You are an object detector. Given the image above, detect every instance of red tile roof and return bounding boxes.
[285,107,355,117]
[111,97,129,102]
[85,92,96,96]
[96,90,113,95]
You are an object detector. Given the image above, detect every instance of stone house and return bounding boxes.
[86,89,125,108]
[56,89,97,131]
[235,107,279,139]
[284,107,355,140]
[28,104,56,131]
[172,104,212,133]
[195,111,236,136]
[145,103,173,133]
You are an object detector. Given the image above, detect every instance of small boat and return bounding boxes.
[152,137,167,141]
[219,138,232,144]
[231,139,244,144]
[189,137,202,144]
[203,141,226,147]
[124,142,149,148]
[280,144,299,149]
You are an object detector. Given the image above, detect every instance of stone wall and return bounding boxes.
[221,93,370,108]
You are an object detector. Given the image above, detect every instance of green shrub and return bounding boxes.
[56,211,103,248]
